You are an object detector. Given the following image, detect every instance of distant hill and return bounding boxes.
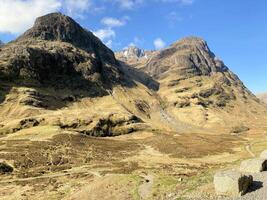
[257,93,267,104]
[0,40,4,47]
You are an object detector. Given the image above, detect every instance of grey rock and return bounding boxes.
[122,46,145,59]
[214,170,252,197]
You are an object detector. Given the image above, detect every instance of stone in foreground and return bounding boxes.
[0,162,13,173]
[240,158,267,173]
[214,170,252,197]
[260,149,267,159]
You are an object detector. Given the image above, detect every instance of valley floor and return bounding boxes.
[1,124,267,200]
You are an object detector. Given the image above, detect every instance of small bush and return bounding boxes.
[230,125,250,134]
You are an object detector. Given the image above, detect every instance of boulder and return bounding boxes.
[240,158,267,173]
[260,149,267,159]
[0,162,13,173]
[214,170,252,197]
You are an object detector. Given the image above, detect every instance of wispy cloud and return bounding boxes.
[0,0,94,34]
[63,0,91,18]
[95,16,130,48]
[93,28,115,41]
[101,17,125,27]
[114,0,194,10]
[101,16,129,27]
[154,38,166,49]
[115,0,144,10]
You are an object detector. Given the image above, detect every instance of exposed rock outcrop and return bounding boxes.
[214,170,252,197]
[0,13,122,90]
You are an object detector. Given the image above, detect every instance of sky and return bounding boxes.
[0,0,266,94]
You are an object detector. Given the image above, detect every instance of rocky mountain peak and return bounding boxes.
[122,46,146,59]
[0,40,4,47]
[144,36,229,79]
[18,12,84,42]
[0,13,123,89]
[16,12,117,65]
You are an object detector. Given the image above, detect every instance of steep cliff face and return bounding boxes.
[0,13,121,89]
[140,37,229,78]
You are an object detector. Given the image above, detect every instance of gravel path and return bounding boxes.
[138,174,154,199]
[233,171,267,200]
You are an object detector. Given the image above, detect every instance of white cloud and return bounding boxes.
[0,0,61,34]
[93,28,115,41]
[101,17,125,27]
[114,0,193,9]
[115,0,144,10]
[63,0,91,18]
[97,16,129,48]
[0,0,94,34]
[154,38,166,50]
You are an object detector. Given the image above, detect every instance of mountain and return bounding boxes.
[257,93,267,104]
[0,40,4,47]
[120,46,146,59]
[116,37,267,128]
[3,13,121,88]
[0,13,150,137]
[115,46,155,70]
[1,13,267,200]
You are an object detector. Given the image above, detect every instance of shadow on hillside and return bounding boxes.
[118,61,159,91]
[0,69,112,111]
[0,60,158,111]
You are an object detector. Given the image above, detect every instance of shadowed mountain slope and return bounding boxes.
[0,13,153,137]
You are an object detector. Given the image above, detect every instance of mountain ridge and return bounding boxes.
[116,36,266,127]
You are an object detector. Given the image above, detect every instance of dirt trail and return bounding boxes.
[138,174,154,199]
[0,169,101,184]
[245,143,256,157]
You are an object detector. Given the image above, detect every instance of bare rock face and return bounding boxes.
[121,46,145,59]
[17,13,117,65]
[116,46,155,65]
[0,13,121,90]
[142,37,229,79]
[214,170,252,197]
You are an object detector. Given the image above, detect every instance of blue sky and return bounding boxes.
[0,0,266,93]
